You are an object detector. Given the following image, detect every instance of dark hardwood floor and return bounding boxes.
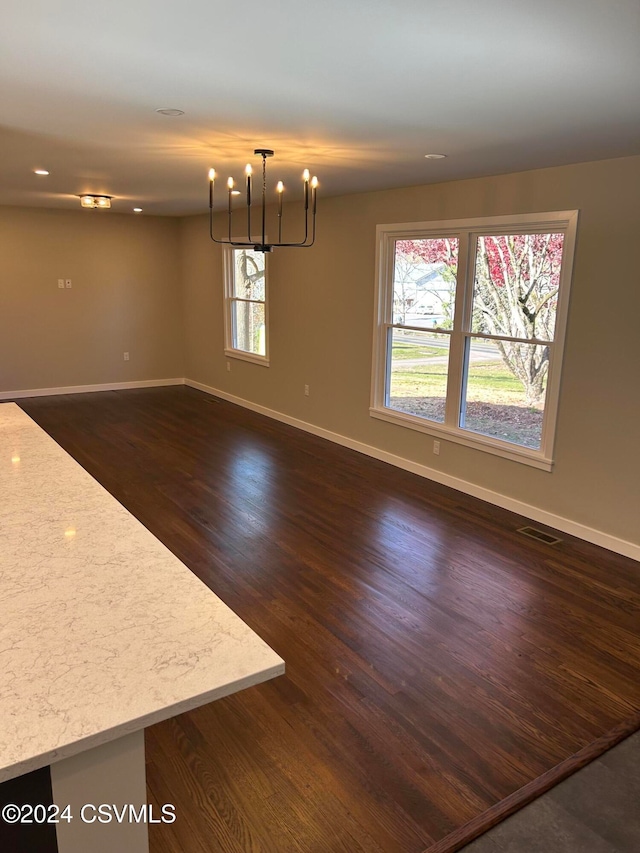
[18,386,640,853]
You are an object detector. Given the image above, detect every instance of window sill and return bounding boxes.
[225,349,270,367]
[369,407,553,471]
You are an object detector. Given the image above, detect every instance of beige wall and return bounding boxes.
[181,155,640,547]
[0,207,183,392]
[2,160,637,548]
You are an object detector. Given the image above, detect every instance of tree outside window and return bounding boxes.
[224,248,268,364]
[372,212,578,469]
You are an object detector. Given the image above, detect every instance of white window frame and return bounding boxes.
[370,210,579,471]
[223,245,270,366]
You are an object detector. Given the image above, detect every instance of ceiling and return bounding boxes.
[1,0,639,216]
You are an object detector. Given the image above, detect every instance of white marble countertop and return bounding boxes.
[0,403,284,783]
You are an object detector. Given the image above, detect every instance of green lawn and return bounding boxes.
[389,356,545,449]
[391,342,445,360]
[391,356,530,405]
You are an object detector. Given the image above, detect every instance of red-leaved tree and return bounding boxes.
[474,234,564,406]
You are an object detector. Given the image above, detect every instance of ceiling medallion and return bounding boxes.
[208,149,318,253]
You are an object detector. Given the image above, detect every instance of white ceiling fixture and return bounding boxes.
[33,169,50,175]
[155,108,185,116]
[79,195,112,209]
[424,154,447,160]
[1,1,639,214]
[133,207,142,213]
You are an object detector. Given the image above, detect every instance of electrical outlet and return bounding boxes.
[58,279,65,289]
[226,361,231,372]
[65,279,72,288]
[433,440,440,455]
[123,352,130,361]
[304,384,310,396]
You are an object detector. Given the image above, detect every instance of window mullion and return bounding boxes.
[230,297,265,306]
[443,232,472,428]
[470,330,553,346]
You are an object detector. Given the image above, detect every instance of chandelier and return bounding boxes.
[208,149,318,253]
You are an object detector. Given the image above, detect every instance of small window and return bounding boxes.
[223,247,269,365]
[371,212,578,470]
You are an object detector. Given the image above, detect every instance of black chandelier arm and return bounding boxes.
[277,175,319,246]
[271,236,316,248]
[209,205,254,248]
[266,202,310,248]
[210,204,316,249]
[209,212,259,248]
[274,207,317,247]
[209,208,316,250]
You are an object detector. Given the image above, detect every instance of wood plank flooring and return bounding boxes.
[17,386,640,853]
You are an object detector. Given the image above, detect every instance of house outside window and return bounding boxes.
[223,247,269,365]
[371,211,578,470]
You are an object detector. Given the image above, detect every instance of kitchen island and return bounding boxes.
[0,402,284,853]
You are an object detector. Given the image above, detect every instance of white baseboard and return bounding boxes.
[3,375,636,561]
[0,378,184,401]
[185,378,640,563]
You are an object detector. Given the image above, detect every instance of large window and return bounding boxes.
[223,247,269,365]
[371,211,578,470]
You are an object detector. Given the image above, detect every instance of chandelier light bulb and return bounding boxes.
[208,168,216,181]
[302,169,310,182]
[311,176,318,188]
[227,177,235,190]
[245,164,253,176]
[276,181,284,193]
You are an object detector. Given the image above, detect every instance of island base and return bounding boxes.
[51,730,149,853]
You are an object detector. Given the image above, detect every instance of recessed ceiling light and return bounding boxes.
[133,208,143,213]
[424,153,447,160]
[156,108,185,116]
[34,169,50,175]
